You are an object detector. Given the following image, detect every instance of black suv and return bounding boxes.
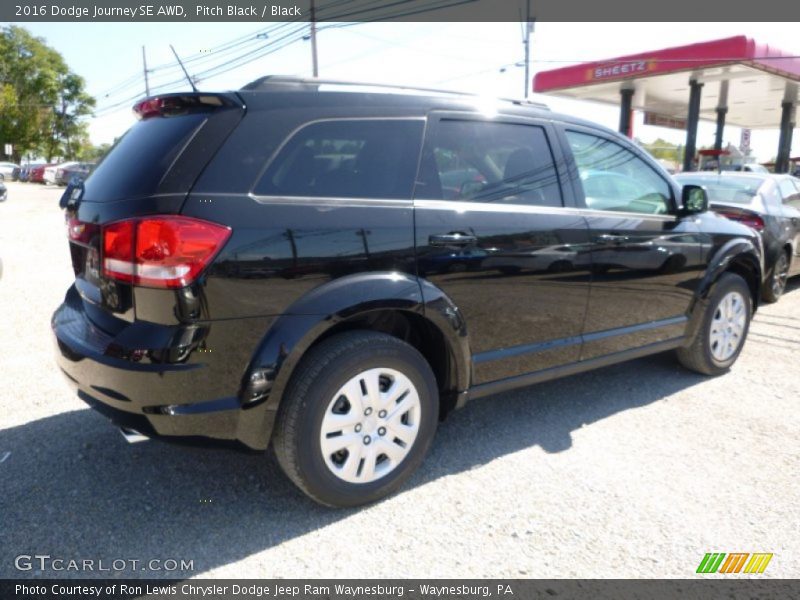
[54,77,763,507]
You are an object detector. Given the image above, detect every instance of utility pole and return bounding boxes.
[310,0,319,77]
[142,46,150,96]
[522,0,534,99]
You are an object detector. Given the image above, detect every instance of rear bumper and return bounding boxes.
[52,286,275,449]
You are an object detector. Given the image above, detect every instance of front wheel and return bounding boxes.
[273,331,439,507]
[677,272,752,375]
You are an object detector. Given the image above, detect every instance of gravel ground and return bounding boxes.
[1,181,798,579]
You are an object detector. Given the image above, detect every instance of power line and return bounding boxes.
[92,0,490,116]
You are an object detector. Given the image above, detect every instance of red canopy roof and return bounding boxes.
[533,36,800,129]
[534,36,800,92]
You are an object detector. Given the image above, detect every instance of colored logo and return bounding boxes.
[697,553,773,574]
[585,60,657,82]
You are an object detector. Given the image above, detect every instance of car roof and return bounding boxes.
[675,171,771,181]
[236,76,635,142]
[241,75,550,109]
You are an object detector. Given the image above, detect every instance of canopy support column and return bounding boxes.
[776,100,795,174]
[683,80,703,172]
[714,108,727,152]
[619,88,634,138]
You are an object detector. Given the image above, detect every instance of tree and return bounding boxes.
[639,138,684,163]
[76,141,113,162]
[0,25,95,162]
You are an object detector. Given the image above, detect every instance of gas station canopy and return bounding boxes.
[533,36,800,171]
[534,36,800,128]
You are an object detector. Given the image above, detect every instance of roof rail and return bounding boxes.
[240,76,549,110]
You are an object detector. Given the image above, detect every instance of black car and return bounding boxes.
[0,180,6,202]
[675,172,800,302]
[53,78,763,507]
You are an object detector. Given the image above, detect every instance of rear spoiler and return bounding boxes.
[133,93,243,119]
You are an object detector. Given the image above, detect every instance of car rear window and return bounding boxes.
[81,114,207,202]
[677,175,764,204]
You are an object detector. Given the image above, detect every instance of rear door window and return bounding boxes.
[254,119,424,199]
[415,119,562,206]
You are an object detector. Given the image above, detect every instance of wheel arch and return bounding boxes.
[236,272,471,450]
[684,239,762,344]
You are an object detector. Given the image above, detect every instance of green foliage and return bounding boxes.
[76,142,112,162]
[639,138,684,163]
[0,25,95,162]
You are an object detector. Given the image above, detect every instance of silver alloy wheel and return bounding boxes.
[708,291,747,362]
[772,253,789,297]
[319,368,421,484]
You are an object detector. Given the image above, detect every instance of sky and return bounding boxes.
[15,21,800,162]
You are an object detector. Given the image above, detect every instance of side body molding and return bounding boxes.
[235,272,471,449]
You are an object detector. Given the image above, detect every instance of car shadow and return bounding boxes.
[0,351,706,579]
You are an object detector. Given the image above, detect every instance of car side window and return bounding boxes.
[566,130,672,215]
[778,178,800,208]
[254,119,424,199]
[761,181,784,213]
[415,119,563,207]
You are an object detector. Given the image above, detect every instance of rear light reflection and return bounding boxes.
[101,216,231,289]
[715,210,765,233]
[66,216,99,244]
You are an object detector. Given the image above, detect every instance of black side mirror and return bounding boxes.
[681,184,708,214]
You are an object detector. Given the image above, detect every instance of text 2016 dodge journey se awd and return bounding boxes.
[54,77,763,507]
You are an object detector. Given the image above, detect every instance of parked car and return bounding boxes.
[28,163,56,183]
[18,162,42,182]
[53,79,763,507]
[28,163,56,184]
[0,161,20,181]
[0,180,7,201]
[723,163,770,174]
[56,162,95,185]
[44,161,79,185]
[675,172,800,302]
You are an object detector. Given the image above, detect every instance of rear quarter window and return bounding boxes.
[81,114,207,202]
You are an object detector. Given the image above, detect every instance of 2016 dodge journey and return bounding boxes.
[53,77,764,507]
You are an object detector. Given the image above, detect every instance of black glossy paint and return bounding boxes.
[52,81,764,450]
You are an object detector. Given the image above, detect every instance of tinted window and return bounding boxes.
[82,114,207,202]
[416,120,562,206]
[566,130,671,214]
[254,120,424,199]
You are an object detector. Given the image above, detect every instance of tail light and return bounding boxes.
[102,216,231,288]
[133,94,225,119]
[715,209,765,232]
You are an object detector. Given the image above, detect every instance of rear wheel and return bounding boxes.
[762,250,790,303]
[677,272,752,375]
[273,331,439,507]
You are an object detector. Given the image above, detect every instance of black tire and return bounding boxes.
[273,330,439,507]
[677,272,752,376]
[762,249,790,303]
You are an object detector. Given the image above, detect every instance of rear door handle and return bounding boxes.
[429,233,477,247]
[595,233,630,244]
